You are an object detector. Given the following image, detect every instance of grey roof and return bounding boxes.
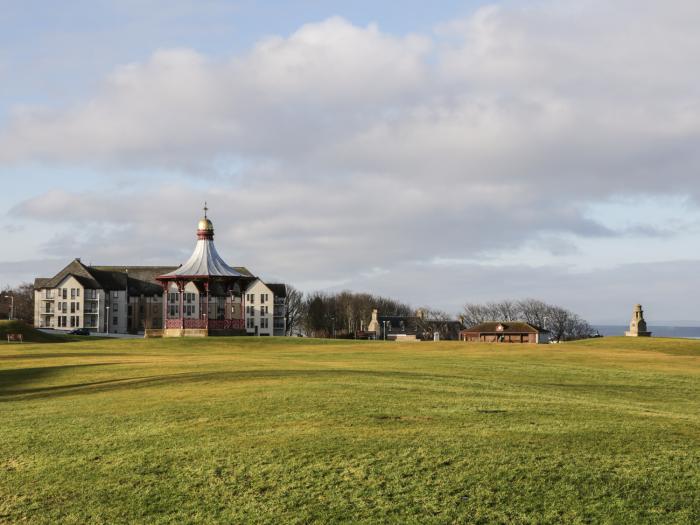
[91,266,177,295]
[35,259,176,296]
[40,259,101,289]
[159,239,246,278]
[267,283,287,298]
[34,277,51,288]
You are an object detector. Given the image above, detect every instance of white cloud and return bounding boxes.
[3,3,700,318]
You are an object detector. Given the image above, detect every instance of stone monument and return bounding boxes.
[625,304,652,337]
[367,308,381,335]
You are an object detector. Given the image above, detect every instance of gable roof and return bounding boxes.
[266,283,287,298]
[41,259,102,290]
[91,266,178,295]
[461,322,548,334]
[34,277,51,288]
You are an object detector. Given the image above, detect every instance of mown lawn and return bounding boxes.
[1,334,699,524]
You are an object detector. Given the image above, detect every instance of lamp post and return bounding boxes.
[1,293,14,321]
[383,320,388,341]
[106,305,110,335]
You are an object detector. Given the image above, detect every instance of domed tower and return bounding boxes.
[197,211,214,240]
[625,304,652,337]
[157,204,253,337]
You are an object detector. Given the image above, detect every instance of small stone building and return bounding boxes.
[625,304,652,337]
[460,322,550,344]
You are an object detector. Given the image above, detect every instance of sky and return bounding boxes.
[2,0,700,324]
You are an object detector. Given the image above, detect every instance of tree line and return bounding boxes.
[0,283,34,324]
[461,299,595,342]
[285,288,413,338]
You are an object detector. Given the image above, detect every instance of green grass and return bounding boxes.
[1,335,699,524]
[0,320,78,343]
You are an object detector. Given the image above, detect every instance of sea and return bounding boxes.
[594,325,700,339]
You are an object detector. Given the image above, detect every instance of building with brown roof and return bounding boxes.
[460,322,550,344]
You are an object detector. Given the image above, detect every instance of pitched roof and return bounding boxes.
[233,267,254,277]
[34,278,51,288]
[41,259,102,289]
[91,266,178,295]
[267,283,287,298]
[461,322,547,334]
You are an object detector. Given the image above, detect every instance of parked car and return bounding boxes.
[68,328,90,336]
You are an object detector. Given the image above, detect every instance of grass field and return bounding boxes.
[1,328,699,524]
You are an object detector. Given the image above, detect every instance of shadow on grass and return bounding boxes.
[0,368,466,402]
[0,353,131,361]
[0,363,121,397]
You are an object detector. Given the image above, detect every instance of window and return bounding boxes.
[169,305,179,317]
[261,306,269,315]
[113,292,119,300]
[246,305,254,316]
[261,293,268,304]
[62,289,67,299]
[77,289,80,297]
[261,318,269,329]
[185,305,195,316]
[113,316,118,325]
[247,318,254,328]
[185,293,195,304]
[169,292,179,303]
[70,302,76,313]
[246,293,254,304]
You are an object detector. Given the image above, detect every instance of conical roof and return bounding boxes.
[160,209,243,278]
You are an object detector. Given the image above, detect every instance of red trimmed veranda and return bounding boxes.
[161,278,247,335]
[155,207,251,337]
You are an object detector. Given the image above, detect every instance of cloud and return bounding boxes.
[3,3,700,318]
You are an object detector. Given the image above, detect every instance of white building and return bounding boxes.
[244,279,287,336]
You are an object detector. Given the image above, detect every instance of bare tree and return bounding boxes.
[496,300,519,321]
[462,298,594,341]
[1,282,34,324]
[462,303,494,327]
[284,285,304,336]
[516,299,550,328]
[416,307,458,340]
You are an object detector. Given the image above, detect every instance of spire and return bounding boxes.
[197,204,214,240]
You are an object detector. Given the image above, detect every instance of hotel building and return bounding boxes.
[33,210,286,337]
